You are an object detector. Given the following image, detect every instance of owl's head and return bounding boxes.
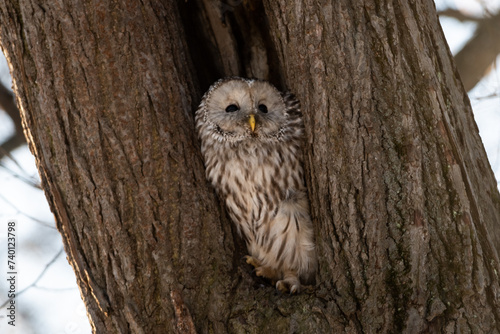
[197,77,294,143]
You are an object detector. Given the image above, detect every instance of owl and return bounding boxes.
[195,77,316,293]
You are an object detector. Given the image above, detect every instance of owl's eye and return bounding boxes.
[225,104,239,113]
[258,104,268,113]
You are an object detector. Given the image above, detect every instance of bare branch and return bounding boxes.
[0,161,42,189]
[0,81,25,160]
[454,12,500,91]
[471,92,500,100]
[0,192,56,229]
[438,9,482,22]
[0,248,64,309]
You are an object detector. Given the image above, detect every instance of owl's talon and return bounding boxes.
[276,280,296,294]
[276,280,286,293]
[276,275,301,294]
[245,256,266,277]
[244,255,261,268]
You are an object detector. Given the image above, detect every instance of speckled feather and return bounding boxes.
[195,77,316,293]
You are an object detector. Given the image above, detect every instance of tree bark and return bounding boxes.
[263,0,500,332]
[0,1,236,332]
[1,0,500,333]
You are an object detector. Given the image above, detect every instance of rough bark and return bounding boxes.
[0,1,236,332]
[263,0,500,332]
[1,0,500,333]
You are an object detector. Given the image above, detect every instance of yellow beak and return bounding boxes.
[248,114,256,132]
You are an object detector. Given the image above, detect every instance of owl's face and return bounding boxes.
[201,78,287,141]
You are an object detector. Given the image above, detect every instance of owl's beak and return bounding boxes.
[248,114,256,132]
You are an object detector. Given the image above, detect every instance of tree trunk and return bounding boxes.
[262,0,500,331]
[1,0,500,333]
[0,1,236,332]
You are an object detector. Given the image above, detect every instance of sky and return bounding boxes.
[0,1,500,333]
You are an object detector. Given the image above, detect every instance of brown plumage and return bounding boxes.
[195,77,316,293]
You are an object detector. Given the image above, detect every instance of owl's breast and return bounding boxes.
[205,139,304,234]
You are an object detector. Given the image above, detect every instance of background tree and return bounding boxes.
[439,7,500,92]
[1,0,500,333]
[0,81,23,160]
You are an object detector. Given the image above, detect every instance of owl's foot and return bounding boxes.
[245,256,302,293]
[244,255,261,268]
[276,272,301,294]
[244,255,281,282]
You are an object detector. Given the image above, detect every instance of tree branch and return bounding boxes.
[438,9,482,22]
[0,192,56,229]
[0,81,25,159]
[0,248,64,309]
[454,12,500,91]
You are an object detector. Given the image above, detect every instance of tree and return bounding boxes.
[1,0,500,332]
[439,8,500,92]
[0,80,24,159]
